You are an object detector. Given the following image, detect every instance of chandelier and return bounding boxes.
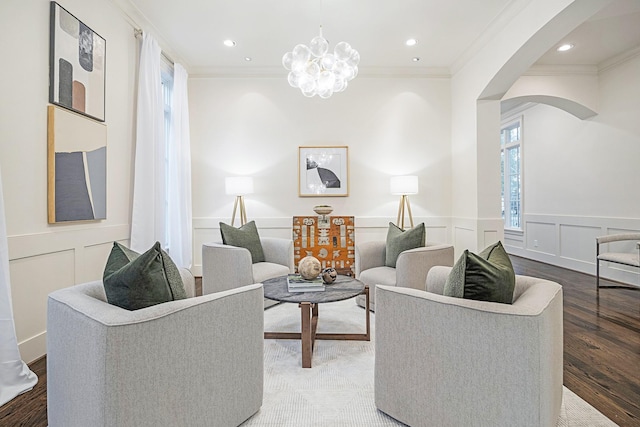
[282,25,360,98]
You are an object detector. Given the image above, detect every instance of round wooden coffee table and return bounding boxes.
[263,275,370,368]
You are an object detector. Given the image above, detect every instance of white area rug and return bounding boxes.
[241,299,618,426]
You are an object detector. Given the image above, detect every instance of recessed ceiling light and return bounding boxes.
[557,43,574,52]
[406,38,418,46]
[244,57,252,61]
[412,57,420,62]
[223,39,236,47]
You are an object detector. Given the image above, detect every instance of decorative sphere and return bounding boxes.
[321,267,338,284]
[310,36,329,58]
[298,256,322,280]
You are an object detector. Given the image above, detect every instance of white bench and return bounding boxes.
[596,233,640,290]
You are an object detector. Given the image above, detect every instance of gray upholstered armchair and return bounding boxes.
[202,237,295,308]
[47,269,264,427]
[375,266,564,427]
[354,241,454,311]
[596,233,640,290]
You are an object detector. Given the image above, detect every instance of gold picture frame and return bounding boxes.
[48,105,107,223]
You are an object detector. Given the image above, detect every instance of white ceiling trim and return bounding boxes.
[450,0,532,75]
[189,66,451,79]
[598,45,640,73]
[110,0,190,69]
[524,64,598,76]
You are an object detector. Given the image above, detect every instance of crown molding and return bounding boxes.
[523,64,598,76]
[190,66,451,79]
[598,45,640,73]
[108,0,191,70]
[501,101,536,118]
[450,0,532,75]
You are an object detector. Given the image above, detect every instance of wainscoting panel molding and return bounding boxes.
[8,224,130,362]
[507,214,640,287]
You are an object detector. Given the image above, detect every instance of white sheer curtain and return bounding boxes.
[0,165,37,407]
[167,63,193,268]
[131,33,193,268]
[131,33,166,253]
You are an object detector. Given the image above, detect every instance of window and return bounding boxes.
[500,117,522,230]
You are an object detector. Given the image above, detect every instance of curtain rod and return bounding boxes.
[133,28,175,65]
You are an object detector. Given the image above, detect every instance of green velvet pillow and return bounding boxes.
[220,220,265,263]
[443,241,515,304]
[103,242,187,310]
[385,222,426,268]
[103,241,140,279]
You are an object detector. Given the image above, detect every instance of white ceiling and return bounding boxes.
[121,0,640,74]
[536,0,640,67]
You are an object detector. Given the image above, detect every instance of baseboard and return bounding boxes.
[19,331,47,364]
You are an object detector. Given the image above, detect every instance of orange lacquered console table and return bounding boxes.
[292,215,355,276]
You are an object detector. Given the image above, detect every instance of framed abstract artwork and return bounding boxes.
[49,1,106,122]
[299,146,349,197]
[48,105,107,223]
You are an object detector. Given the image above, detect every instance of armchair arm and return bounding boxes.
[202,242,254,295]
[178,267,196,298]
[425,265,453,294]
[261,237,295,272]
[596,233,640,245]
[355,241,386,276]
[395,243,454,291]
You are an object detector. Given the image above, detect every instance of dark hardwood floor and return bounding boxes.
[1,256,638,426]
[512,256,640,427]
[0,354,47,426]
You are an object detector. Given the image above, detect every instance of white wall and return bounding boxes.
[505,55,640,285]
[0,0,138,362]
[189,76,453,274]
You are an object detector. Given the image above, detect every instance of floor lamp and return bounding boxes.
[390,176,418,230]
[225,177,254,226]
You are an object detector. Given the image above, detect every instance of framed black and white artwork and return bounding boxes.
[299,146,349,197]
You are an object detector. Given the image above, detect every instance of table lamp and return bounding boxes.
[225,176,254,226]
[390,175,418,229]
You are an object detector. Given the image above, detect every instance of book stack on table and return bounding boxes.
[287,274,325,292]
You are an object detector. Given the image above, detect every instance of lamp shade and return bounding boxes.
[225,177,254,196]
[390,175,418,195]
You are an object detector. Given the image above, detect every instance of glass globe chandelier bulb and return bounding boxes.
[306,61,321,78]
[334,42,352,61]
[319,89,332,99]
[310,36,329,58]
[288,71,300,88]
[299,74,316,93]
[317,70,335,91]
[345,50,360,67]
[333,61,347,78]
[320,53,335,71]
[291,58,306,74]
[293,44,311,62]
[282,52,293,70]
[343,65,355,80]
